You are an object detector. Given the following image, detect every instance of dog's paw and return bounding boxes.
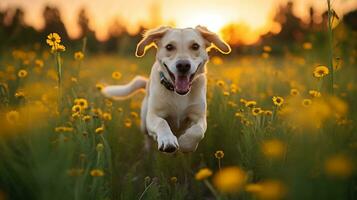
[178,132,203,153]
[157,134,179,153]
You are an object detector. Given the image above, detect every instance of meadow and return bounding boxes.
[0,25,357,200]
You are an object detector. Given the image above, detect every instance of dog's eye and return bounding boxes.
[165,44,175,51]
[191,43,200,51]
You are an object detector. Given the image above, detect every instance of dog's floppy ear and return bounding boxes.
[135,26,171,57]
[195,25,231,54]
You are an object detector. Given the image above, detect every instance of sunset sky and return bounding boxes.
[1,0,356,42]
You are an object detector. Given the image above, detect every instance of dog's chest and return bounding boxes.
[162,97,197,134]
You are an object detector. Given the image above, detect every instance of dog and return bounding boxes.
[102,25,231,153]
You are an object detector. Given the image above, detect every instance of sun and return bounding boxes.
[175,13,228,34]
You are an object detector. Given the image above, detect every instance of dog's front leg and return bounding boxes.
[178,117,207,152]
[146,112,179,153]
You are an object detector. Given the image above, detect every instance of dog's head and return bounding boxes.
[136,26,231,95]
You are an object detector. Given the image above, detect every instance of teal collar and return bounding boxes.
[159,71,174,91]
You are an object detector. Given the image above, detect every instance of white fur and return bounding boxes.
[102,26,230,153]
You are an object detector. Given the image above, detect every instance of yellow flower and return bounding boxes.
[96,83,105,91]
[35,59,44,68]
[302,99,312,107]
[130,111,139,118]
[272,96,284,107]
[15,91,25,98]
[51,43,66,52]
[211,56,223,65]
[245,101,257,108]
[223,91,230,96]
[102,112,112,121]
[262,52,269,59]
[309,90,321,98]
[216,80,225,87]
[95,126,104,134]
[90,169,105,177]
[246,180,286,200]
[82,115,91,122]
[303,42,312,50]
[215,150,224,159]
[72,105,82,113]
[252,107,262,116]
[195,168,212,180]
[264,110,273,116]
[74,51,84,60]
[325,154,353,178]
[46,33,61,46]
[124,118,132,128]
[263,45,272,52]
[170,176,178,184]
[6,110,20,124]
[112,71,122,80]
[18,69,28,78]
[213,167,246,193]
[290,88,299,96]
[74,98,88,109]
[261,139,286,159]
[313,65,329,78]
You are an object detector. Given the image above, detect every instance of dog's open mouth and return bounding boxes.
[163,63,200,95]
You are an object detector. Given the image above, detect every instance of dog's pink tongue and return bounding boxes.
[175,75,190,94]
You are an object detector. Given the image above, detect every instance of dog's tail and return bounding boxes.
[102,76,148,100]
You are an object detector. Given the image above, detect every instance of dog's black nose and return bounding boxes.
[176,60,191,74]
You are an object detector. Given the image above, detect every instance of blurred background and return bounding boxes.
[0,0,356,55]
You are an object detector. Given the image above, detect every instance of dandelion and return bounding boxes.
[272,96,284,107]
[95,126,104,134]
[290,88,299,96]
[261,139,286,159]
[313,65,329,78]
[18,69,28,78]
[46,33,61,46]
[195,168,213,180]
[213,166,246,193]
[302,99,312,107]
[6,110,20,124]
[252,107,262,116]
[223,91,230,96]
[112,71,122,80]
[74,51,84,60]
[90,169,105,177]
[325,154,353,178]
[235,112,243,118]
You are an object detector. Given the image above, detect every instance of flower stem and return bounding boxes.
[327,0,334,94]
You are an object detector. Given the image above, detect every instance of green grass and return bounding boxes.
[0,38,356,200]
